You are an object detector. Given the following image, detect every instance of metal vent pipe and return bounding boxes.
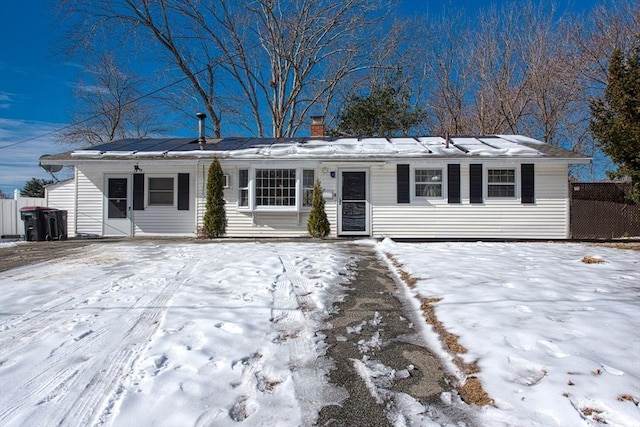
[196,112,207,149]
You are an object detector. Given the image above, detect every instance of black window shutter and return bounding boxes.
[133,173,144,211]
[521,164,535,204]
[178,173,190,211]
[397,164,410,204]
[447,164,461,204]
[469,164,483,204]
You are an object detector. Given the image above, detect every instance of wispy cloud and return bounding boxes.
[0,61,32,75]
[74,82,109,95]
[0,118,77,195]
[0,91,17,110]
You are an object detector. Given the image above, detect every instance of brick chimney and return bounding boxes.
[310,115,325,138]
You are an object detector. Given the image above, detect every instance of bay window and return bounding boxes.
[255,169,296,206]
[238,168,315,210]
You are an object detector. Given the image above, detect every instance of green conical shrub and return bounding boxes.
[203,157,227,238]
[307,180,330,238]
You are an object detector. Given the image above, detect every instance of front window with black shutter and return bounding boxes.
[447,164,461,204]
[148,177,174,206]
[177,173,190,210]
[397,164,410,204]
[521,164,535,204]
[487,169,516,198]
[133,174,144,210]
[469,164,483,204]
[415,169,443,198]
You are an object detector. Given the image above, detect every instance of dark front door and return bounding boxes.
[339,170,369,235]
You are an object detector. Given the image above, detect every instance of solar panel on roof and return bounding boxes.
[207,138,257,151]
[83,139,142,151]
[82,138,198,152]
[144,138,198,151]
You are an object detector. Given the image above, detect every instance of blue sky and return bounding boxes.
[0,0,602,196]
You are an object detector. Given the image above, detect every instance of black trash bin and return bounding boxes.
[20,207,67,241]
[46,209,68,241]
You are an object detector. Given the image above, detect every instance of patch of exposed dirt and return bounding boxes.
[589,242,640,251]
[0,240,94,272]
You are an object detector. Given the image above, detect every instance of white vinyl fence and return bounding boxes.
[0,196,47,238]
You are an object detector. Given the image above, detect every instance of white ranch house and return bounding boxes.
[40,132,589,239]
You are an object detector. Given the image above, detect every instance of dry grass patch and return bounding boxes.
[385,252,493,406]
[580,407,606,423]
[458,376,495,406]
[618,394,638,405]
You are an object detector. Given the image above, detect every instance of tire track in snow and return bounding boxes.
[271,255,322,367]
[0,245,136,357]
[0,275,140,361]
[0,252,200,427]
[273,254,346,412]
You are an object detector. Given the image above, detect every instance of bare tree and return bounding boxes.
[60,0,392,138]
[417,0,599,153]
[575,0,640,91]
[418,9,476,136]
[58,54,164,146]
[470,4,533,136]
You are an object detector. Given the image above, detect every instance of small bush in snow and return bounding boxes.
[307,180,330,238]
[203,158,227,238]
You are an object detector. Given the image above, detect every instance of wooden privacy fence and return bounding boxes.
[0,197,47,238]
[570,182,640,239]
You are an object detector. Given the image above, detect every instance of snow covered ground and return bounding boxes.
[379,239,640,427]
[0,241,354,427]
[0,240,638,426]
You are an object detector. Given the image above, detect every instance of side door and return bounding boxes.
[104,175,133,236]
[338,169,370,236]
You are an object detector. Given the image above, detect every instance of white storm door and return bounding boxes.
[338,170,370,236]
[104,175,133,236]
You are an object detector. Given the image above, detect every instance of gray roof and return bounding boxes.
[40,135,591,164]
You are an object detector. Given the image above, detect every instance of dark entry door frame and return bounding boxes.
[338,169,370,236]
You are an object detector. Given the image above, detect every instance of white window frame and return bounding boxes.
[414,167,444,200]
[486,168,517,200]
[410,165,446,202]
[238,169,249,209]
[302,169,315,208]
[147,176,175,207]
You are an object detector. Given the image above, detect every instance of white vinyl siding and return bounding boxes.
[74,158,571,239]
[76,168,104,236]
[45,179,76,237]
[134,169,195,236]
[372,162,570,239]
[76,164,196,237]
